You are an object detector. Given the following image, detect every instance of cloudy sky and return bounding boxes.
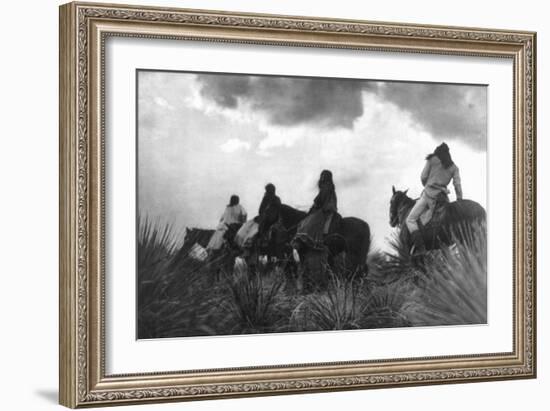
[137,70,487,251]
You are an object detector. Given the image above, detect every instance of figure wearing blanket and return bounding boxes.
[295,169,338,249]
[206,194,247,252]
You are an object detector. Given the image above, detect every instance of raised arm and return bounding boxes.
[420,160,431,186]
[453,166,463,200]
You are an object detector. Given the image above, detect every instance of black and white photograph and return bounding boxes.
[137,69,488,339]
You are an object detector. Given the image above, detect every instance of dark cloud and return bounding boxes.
[197,74,365,129]
[199,75,251,108]
[377,82,487,151]
[197,73,486,151]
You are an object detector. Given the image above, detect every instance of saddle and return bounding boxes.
[293,212,343,251]
[418,192,449,229]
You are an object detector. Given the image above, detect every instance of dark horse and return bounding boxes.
[389,186,486,251]
[257,204,306,261]
[235,204,307,276]
[261,203,371,277]
[170,224,242,279]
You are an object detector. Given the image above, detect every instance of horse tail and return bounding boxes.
[447,199,486,224]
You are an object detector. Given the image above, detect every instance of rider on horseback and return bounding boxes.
[406,143,463,254]
[256,183,282,248]
[206,194,247,252]
[295,170,338,249]
[311,170,338,234]
[257,184,281,232]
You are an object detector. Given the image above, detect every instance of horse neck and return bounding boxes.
[398,197,416,227]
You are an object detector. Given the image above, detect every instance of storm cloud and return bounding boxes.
[198,74,365,129]
[377,82,487,151]
[138,70,487,252]
[197,73,487,151]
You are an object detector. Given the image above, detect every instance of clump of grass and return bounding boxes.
[290,269,366,331]
[137,216,487,338]
[358,221,487,329]
[137,215,179,338]
[407,222,487,326]
[360,278,416,328]
[223,266,286,334]
[368,233,422,285]
[138,215,179,271]
[137,215,232,338]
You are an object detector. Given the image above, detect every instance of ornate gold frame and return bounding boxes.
[59,2,537,408]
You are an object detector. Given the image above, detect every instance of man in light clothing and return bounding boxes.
[206,195,247,252]
[406,143,462,254]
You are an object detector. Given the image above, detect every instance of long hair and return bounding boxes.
[318,169,334,189]
[427,142,454,169]
[228,194,239,207]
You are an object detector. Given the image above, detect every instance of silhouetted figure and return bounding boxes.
[257,183,282,235]
[295,170,338,248]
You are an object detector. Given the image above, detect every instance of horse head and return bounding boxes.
[389,185,409,228]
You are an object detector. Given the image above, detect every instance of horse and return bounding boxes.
[389,185,486,251]
[259,203,307,257]
[232,204,306,277]
[170,227,213,264]
[170,225,242,280]
[260,203,371,290]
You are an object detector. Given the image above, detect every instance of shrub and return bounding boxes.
[223,266,286,334]
[406,222,487,326]
[290,269,366,331]
[136,217,487,338]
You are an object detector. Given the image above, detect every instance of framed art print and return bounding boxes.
[59,2,536,407]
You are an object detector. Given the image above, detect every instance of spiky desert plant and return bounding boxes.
[361,221,487,329]
[137,216,231,338]
[137,215,179,335]
[290,269,366,331]
[407,222,487,326]
[138,214,179,271]
[223,266,285,334]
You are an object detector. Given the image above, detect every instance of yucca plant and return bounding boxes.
[407,222,487,326]
[137,216,179,336]
[138,214,180,270]
[361,221,487,329]
[137,216,229,338]
[223,266,285,334]
[136,214,487,338]
[290,269,366,331]
[360,277,417,329]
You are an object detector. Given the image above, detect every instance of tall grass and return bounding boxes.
[223,267,285,334]
[290,270,366,331]
[406,222,487,326]
[137,216,230,338]
[137,217,487,339]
